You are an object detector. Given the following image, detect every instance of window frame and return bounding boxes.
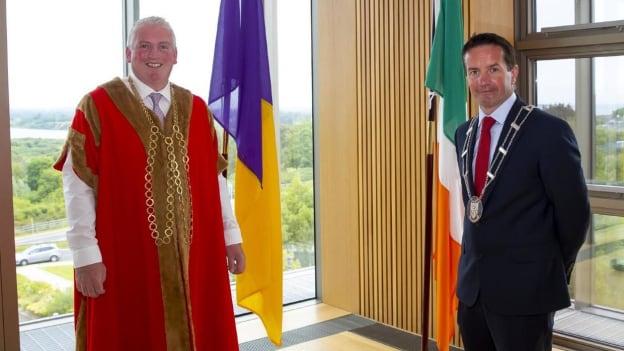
[0,0,19,347]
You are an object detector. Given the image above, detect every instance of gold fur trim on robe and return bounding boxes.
[101,78,195,351]
[205,110,228,175]
[54,93,101,191]
[77,93,102,147]
[74,297,87,351]
[67,128,98,191]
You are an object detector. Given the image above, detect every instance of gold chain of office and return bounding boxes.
[128,77,193,246]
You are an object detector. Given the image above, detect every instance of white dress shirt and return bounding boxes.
[63,73,242,268]
[472,93,517,177]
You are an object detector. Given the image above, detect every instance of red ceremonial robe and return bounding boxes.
[54,78,238,351]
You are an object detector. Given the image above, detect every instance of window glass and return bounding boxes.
[590,214,624,311]
[535,0,576,31]
[535,59,577,128]
[535,0,624,32]
[536,56,624,186]
[7,0,122,329]
[592,56,624,186]
[593,0,624,22]
[277,0,315,305]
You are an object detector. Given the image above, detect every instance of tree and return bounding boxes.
[16,275,72,317]
[11,139,66,227]
[543,103,575,126]
[25,156,54,191]
[280,121,312,169]
[31,167,63,203]
[281,173,313,245]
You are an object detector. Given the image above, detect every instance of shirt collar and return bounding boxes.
[478,92,517,126]
[128,71,171,103]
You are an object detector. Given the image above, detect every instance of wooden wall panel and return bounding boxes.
[315,0,514,342]
[316,0,360,313]
[355,0,431,333]
[466,0,515,116]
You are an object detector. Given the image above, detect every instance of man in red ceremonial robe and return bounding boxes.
[54,16,244,350]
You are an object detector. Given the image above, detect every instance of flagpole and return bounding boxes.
[422,96,436,351]
[421,1,437,350]
[222,129,229,178]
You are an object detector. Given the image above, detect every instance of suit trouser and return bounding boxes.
[458,298,555,351]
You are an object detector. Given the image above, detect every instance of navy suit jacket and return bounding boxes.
[454,98,590,315]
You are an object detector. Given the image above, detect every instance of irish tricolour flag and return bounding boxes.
[424,1,467,350]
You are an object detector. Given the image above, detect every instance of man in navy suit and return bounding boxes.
[454,33,590,351]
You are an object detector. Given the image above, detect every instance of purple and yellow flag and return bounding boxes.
[209,0,283,345]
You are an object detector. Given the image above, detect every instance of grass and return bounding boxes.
[589,220,624,311]
[40,264,74,281]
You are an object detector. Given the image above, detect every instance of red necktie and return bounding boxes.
[475,116,495,196]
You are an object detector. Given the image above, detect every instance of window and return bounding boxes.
[518,1,624,349]
[7,0,122,333]
[5,1,314,348]
[275,0,315,306]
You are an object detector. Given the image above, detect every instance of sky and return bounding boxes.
[6,0,312,113]
[536,57,624,115]
[5,0,622,113]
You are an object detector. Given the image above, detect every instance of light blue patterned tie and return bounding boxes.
[148,92,165,125]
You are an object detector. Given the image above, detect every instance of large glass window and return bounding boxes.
[6,2,314,348]
[520,1,624,348]
[534,55,624,349]
[7,0,122,331]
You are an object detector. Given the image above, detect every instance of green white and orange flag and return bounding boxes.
[424,0,467,350]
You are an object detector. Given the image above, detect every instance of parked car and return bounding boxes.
[611,258,624,272]
[15,243,61,266]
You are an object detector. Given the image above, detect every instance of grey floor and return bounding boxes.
[18,268,624,351]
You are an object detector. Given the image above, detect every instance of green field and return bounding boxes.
[40,264,74,281]
[590,220,624,310]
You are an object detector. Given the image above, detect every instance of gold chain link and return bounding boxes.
[129,77,194,246]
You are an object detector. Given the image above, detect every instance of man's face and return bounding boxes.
[125,24,177,91]
[464,44,518,114]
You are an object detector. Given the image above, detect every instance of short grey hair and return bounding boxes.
[127,16,177,49]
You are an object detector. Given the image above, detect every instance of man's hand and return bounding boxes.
[226,243,246,274]
[75,262,106,298]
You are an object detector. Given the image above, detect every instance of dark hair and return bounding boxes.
[462,33,517,70]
